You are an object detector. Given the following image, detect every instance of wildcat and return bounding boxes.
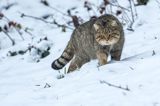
[51,14,124,73]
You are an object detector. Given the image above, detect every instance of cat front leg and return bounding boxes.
[110,49,122,61]
[110,42,124,61]
[96,51,108,66]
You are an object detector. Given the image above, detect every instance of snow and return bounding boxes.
[1,0,160,106]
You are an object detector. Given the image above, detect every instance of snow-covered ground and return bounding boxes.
[0,0,160,106]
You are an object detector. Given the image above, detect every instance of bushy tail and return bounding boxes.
[51,43,74,70]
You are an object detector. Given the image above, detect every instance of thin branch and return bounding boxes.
[152,50,156,56]
[128,0,135,22]
[40,0,81,29]
[129,66,134,70]
[3,15,10,21]
[1,29,15,45]
[109,2,130,12]
[21,13,53,24]
[132,0,138,17]
[40,0,70,17]
[112,0,134,30]
[44,83,51,88]
[100,80,130,91]
[24,27,33,36]
[0,3,17,11]
[48,6,70,17]
[127,0,136,30]
[14,27,24,40]
[20,13,74,30]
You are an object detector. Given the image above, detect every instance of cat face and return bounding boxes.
[94,19,120,46]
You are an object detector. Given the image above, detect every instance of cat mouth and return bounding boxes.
[98,40,110,45]
[97,39,119,46]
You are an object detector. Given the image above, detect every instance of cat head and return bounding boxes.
[93,17,120,46]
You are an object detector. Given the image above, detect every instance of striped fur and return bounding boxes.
[51,43,74,70]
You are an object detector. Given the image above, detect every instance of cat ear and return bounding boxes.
[93,24,99,31]
[111,20,117,26]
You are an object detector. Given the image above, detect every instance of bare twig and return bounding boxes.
[128,0,135,30]
[0,3,17,11]
[53,20,73,31]
[132,0,138,17]
[20,13,74,30]
[100,80,130,91]
[41,0,81,29]
[44,83,51,88]
[152,50,156,56]
[14,27,24,40]
[49,6,70,17]
[1,29,15,45]
[109,2,130,12]
[21,13,53,24]
[129,66,134,70]
[110,0,134,30]
[24,27,33,36]
[40,0,70,17]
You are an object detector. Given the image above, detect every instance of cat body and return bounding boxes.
[52,14,124,73]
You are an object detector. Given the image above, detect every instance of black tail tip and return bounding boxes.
[51,60,62,70]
